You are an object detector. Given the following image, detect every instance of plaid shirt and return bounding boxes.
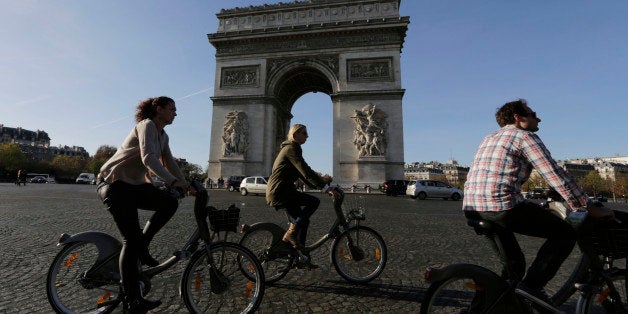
[463,125,588,212]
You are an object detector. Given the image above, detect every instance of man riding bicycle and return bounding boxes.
[462,99,612,305]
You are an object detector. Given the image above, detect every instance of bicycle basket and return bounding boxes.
[207,204,240,232]
[345,195,366,221]
[590,228,628,258]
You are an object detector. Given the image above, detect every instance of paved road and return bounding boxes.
[1,183,627,313]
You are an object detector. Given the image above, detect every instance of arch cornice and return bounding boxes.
[331,89,405,101]
[210,23,408,57]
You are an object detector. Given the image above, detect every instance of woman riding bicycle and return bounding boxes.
[96,96,190,313]
[266,124,339,267]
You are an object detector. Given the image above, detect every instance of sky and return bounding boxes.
[1,0,627,176]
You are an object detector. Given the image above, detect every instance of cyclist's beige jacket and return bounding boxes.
[98,119,186,186]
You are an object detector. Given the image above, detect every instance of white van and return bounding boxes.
[76,173,96,184]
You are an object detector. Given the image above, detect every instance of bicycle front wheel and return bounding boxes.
[576,266,628,313]
[331,226,387,283]
[46,242,121,314]
[181,242,265,314]
[420,264,511,314]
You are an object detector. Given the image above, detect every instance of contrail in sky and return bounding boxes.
[90,115,131,130]
[176,87,211,101]
[89,87,211,130]
[1,95,52,113]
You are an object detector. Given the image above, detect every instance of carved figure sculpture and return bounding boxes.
[222,111,249,157]
[350,104,388,157]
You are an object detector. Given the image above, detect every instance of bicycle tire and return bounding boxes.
[576,265,628,313]
[46,241,121,314]
[239,225,293,284]
[180,242,265,314]
[420,264,511,314]
[331,226,387,284]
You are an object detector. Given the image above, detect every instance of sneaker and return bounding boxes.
[515,283,554,307]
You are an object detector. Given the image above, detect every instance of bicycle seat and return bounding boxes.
[467,219,497,235]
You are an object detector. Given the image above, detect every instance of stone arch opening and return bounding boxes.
[272,65,334,109]
[269,63,335,145]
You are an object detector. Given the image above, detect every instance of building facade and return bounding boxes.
[404,161,468,186]
[0,124,89,161]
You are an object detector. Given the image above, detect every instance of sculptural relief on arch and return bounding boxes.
[351,104,388,158]
[206,0,409,186]
[222,111,248,157]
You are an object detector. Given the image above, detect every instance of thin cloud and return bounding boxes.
[176,87,211,101]
[90,115,131,130]
[7,95,52,109]
[90,87,211,130]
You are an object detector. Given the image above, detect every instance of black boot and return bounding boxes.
[123,279,161,314]
[138,247,159,267]
[125,296,161,313]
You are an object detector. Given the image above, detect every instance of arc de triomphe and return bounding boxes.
[207,0,409,186]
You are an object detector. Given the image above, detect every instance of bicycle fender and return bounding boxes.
[58,231,122,259]
[426,263,504,287]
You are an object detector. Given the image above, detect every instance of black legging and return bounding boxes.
[280,192,320,246]
[97,181,178,299]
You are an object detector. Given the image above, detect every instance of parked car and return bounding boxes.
[406,180,463,201]
[379,180,409,196]
[239,176,269,196]
[30,176,48,183]
[76,173,96,185]
[225,175,245,192]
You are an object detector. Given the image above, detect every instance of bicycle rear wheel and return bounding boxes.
[46,241,121,314]
[331,226,387,284]
[180,242,264,314]
[576,266,628,313]
[239,225,293,283]
[420,264,511,314]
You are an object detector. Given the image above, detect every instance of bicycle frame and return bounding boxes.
[302,206,351,254]
[257,191,360,255]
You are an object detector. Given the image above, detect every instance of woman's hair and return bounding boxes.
[135,96,174,122]
[287,124,306,140]
[495,98,528,127]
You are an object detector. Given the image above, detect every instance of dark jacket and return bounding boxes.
[266,140,327,207]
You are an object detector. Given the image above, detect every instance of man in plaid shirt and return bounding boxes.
[463,99,612,304]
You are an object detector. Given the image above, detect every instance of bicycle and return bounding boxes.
[46,181,265,313]
[239,187,387,284]
[420,200,628,313]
